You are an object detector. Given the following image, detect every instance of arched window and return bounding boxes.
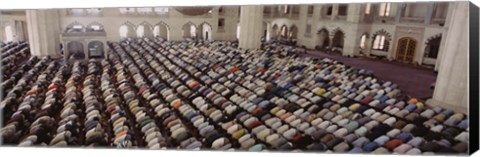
[360,34,367,49]
[379,3,391,17]
[136,25,145,37]
[371,29,391,51]
[338,5,348,16]
[87,22,104,32]
[326,5,333,16]
[66,22,84,33]
[372,35,389,51]
[5,26,14,42]
[119,25,129,39]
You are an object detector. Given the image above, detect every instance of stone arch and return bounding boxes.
[262,21,269,40]
[182,22,197,39]
[65,21,85,32]
[288,24,298,40]
[359,32,370,50]
[137,21,154,38]
[198,21,213,41]
[154,21,170,40]
[331,28,345,49]
[86,21,104,32]
[316,27,330,49]
[280,24,288,39]
[371,29,392,51]
[119,21,136,39]
[66,41,85,60]
[330,27,345,37]
[271,24,279,39]
[424,33,442,59]
[87,40,104,58]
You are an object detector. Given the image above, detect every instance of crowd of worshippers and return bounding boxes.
[1,41,31,81]
[0,37,469,154]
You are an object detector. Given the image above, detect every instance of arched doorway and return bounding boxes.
[136,25,145,38]
[199,23,212,41]
[396,37,417,63]
[119,23,135,39]
[153,22,169,40]
[88,41,104,58]
[424,35,441,59]
[288,25,298,41]
[280,25,288,40]
[262,22,268,41]
[317,28,330,49]
[67,41,85,60]
[271,24,279,40]
[182,22,197,39]
[331,30,345,53]
[137,22,153,38]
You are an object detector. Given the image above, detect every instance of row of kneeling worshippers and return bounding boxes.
[0,38,469,154]
[1,41,31,90]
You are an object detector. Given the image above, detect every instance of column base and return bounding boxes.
[425,99,468,115]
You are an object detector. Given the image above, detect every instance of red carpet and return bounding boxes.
[303,51,437,99]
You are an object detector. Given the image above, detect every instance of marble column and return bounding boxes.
[14,21,25,41]
[424,3,435,25]
[426,1,469,114]
[297,5,308,46]
[270,6,274,18]
[239,6,263,50]
[26,9,62,57]
[395,3,405,23]
[344,4,363,56]
[435,2,454,71]
[328,35,334,48]
[288,5,293,18]
[331,4,339,20]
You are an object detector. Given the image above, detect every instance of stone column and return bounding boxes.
[344,4,363,56]
[313,5,322,21]
[238,6,264,50]
[297,5,308,46]
[435,2,454,71]
[424,3,435,25]
[14,21,26,41]
[395,3,405,23]
[270,6,274,18]
[331,4,339,20]
[288,5,293,18]
[328,35,334,48]
[26,9,62,57]
[347,4,362,23]
[427,1,469,114]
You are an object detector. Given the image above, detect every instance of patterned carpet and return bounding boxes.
[302,51,437,99]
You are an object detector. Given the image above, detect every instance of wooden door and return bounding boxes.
[396,37,417,63]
